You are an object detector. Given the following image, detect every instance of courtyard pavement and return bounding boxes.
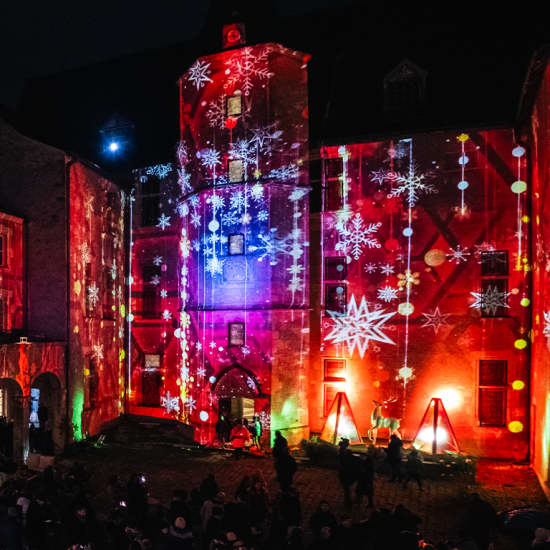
[65,443,550,544]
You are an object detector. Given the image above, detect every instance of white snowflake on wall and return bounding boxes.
[224,45,273,96]
[364,263,377,274]
[421,307,451,334]
[187,59,212,90]
[544,312,550,342]
[162,310,172,321]
[161,392,180,414]
[335,212,381,261]
[200,148,221,171]
[87,284,100,307]
[160,289,167,298]
[446,245,471,264]
[206,93,227,129]
[231,139,255,171]
[221,210,241,226]
[470,286,511,316]
[185,396,197,412]
[388,165,435,206]
[150,274,161,286]
[80,243,91,265]
[190,212,201,228]
[370,169,396,185]
[377,286,399,302]
[91,344,104,361]
[229,190,249,214]
[379,263,395,276]
[205,256,225,276]
[250,124,282,151]
[153,256,163,266]
[178,168,192,193]
[257,210,268,221]
[268,164,299,182]
[146,164,172,179]
[197,367,206,377]
[157,214,171,231]
[324,294,396,358]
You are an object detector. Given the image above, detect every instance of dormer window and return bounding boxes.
[384,58,427,111]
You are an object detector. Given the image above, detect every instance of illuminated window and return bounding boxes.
[141,264,160,318]
[323,384,339,417]
[141,357,161,407]
[229,160,243,182]
[478,359,507,427]
[325,283,347,314]
[383,58,426,111]
[228,234,245,255]
[227,95,242,117]
[228,322,245,347]
[145,354,160,369]
[481,251,509,277]
[324,157,344,211]
[323,359,345,381]
[325,257,347,281]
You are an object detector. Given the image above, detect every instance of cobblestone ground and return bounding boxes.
[71,445,549,544]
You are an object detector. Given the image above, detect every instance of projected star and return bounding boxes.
[324,294,396,358]
[421,307,451,334]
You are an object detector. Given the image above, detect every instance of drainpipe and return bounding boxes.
[64,157,77,449]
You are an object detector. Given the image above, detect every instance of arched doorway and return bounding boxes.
[0,378,23,462]
[30,373,63,455]
[212,364,262,422]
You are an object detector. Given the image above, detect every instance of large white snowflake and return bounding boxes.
[249,228,303,265]
[421,307,451,334]
[161,392,180,414]
[157,214,171,231]
[221,209,241,226]
[324,295,396,358]
[364,263,377,274]
[178,168,192,193]
[190,211,201,227]
[187,59,212,90]
[232,138,255,168]
[370,169,396,185]
[224,45,273,96]
[269,164,299,182]
[206,93,227,129]
[185,396,197,412]
[335,212,381,261]
[87,284,100,307]
[377,286,399,303]
[205,256,225,276]
[162,309,172,321]
[153,256,163,266]
[446,245,470,264]
[200,148,221,171]
[387,165,435,206]
[146,164,172,179]
[249,124,282,151]
[379,263,395,276]
[91,344,104,361]
[229,190,249,213]
[470,286,511,316]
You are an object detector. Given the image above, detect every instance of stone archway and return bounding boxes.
[0,378,24,462]
[212,364,262,399]
[31,373,63,455]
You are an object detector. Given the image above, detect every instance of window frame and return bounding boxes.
[228,233,245,256]
[228,321,245,347]
[478,359,507,427]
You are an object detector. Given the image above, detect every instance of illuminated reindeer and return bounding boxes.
[368,398,401,445]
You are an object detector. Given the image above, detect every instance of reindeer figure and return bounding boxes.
[368,398,401,446]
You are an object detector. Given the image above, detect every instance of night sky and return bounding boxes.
[2,0,358,108]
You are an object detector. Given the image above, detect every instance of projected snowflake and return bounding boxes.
[446,245,470,264]
[206,94,227,129]
[377,286,399,303]
[153,256,163,266]
[156,214,171,231]
[324,294,396,358]
[87,284,100,307]
[185,396,197,412]
[161,392,180,414]
[379,263,395,276]
[388,165,435,206]
[544,312,550,341]
[370,169,396,185]
[205,256,225,276]
[269,164,299,182]
[421,307,451,334]
[80,243,91,265]
[146,164,172,179]
[178,168,192,193]
[224,45,273,96]
[470,286,511,316]
[92,344,104,361]
[200,148,221,171]
[187,59,213,90]
[335,212,381,261]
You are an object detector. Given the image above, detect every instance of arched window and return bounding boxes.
[384,58,426,112]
